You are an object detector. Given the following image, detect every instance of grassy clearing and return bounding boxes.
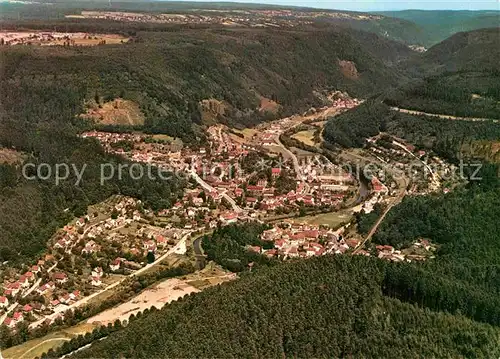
[289,211,353,229]
[292,130,317,147]
[151,134,174,142]
[233,128,258,140]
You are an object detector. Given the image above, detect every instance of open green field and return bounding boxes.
[289,211,353,229]
[3,323,97,359]
[292,130,317,147]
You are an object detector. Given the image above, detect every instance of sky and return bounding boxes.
[170,0,500,11]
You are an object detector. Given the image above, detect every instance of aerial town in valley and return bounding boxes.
[1,1,498,355]
[0,90,450,338]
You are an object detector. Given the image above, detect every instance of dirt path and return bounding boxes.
[17,338,71,359]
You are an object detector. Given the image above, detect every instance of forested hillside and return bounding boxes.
[71,255,500,358]
[0,22,411,138]
[384,28,500,119]
[377,165,500,328]
[376,10,500,46]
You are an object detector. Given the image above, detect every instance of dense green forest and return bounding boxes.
[0,21,413,140]
[71,255,500,358]
[376,10,500,46]
[384,71,500,119]
[382,28,500,118]
[0,65,185,261]
[376,165,500,327]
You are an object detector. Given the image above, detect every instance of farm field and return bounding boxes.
[87,278,200,326]
[0,31,129,46]
[287,210,353,229]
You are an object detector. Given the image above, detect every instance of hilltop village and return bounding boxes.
[66,9,382,28]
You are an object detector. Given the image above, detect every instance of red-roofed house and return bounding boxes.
[287,246,299,258]
[70,290,80,300]
[303,230,319,240]
[271,168,282,177]
[346,239,360,248]
[265,249,277,257]
[59,293,72,304]
[0,296,8,308]
[13,312,23,322]
[19,276,29,288]
[274,239,286,250]
[371,177,388,194]
[3,317,15,329]
[246,185,264,194]
[247,246,262,254]
[22,304,33,313]
[220,212,238,224]
[8,282,21,296]
[156,235,168,248]
[110,258,121,271]
[53,272,68,284]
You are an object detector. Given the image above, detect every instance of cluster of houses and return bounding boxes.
[1,263,60,329]
[374,238,436,262]
[255,224,436,264]
[3,312,24,329]
[366,135,454,194]
[258,224,349,259]
[0,31,109,46]
[81,131,190,173]
[2,268,37,297]
[68,9,381,28]
[0,195,193,332]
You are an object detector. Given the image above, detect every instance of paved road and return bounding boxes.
[22,278,42,298]
[16,337,71,359]
[353,163,408,255]
[391,107,499,123]
[353,186,406,255]
[193,236,204,257]
[274,135,305,181]
[189,171,243,213]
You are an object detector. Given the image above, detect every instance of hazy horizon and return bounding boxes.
[165,0,500,12]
